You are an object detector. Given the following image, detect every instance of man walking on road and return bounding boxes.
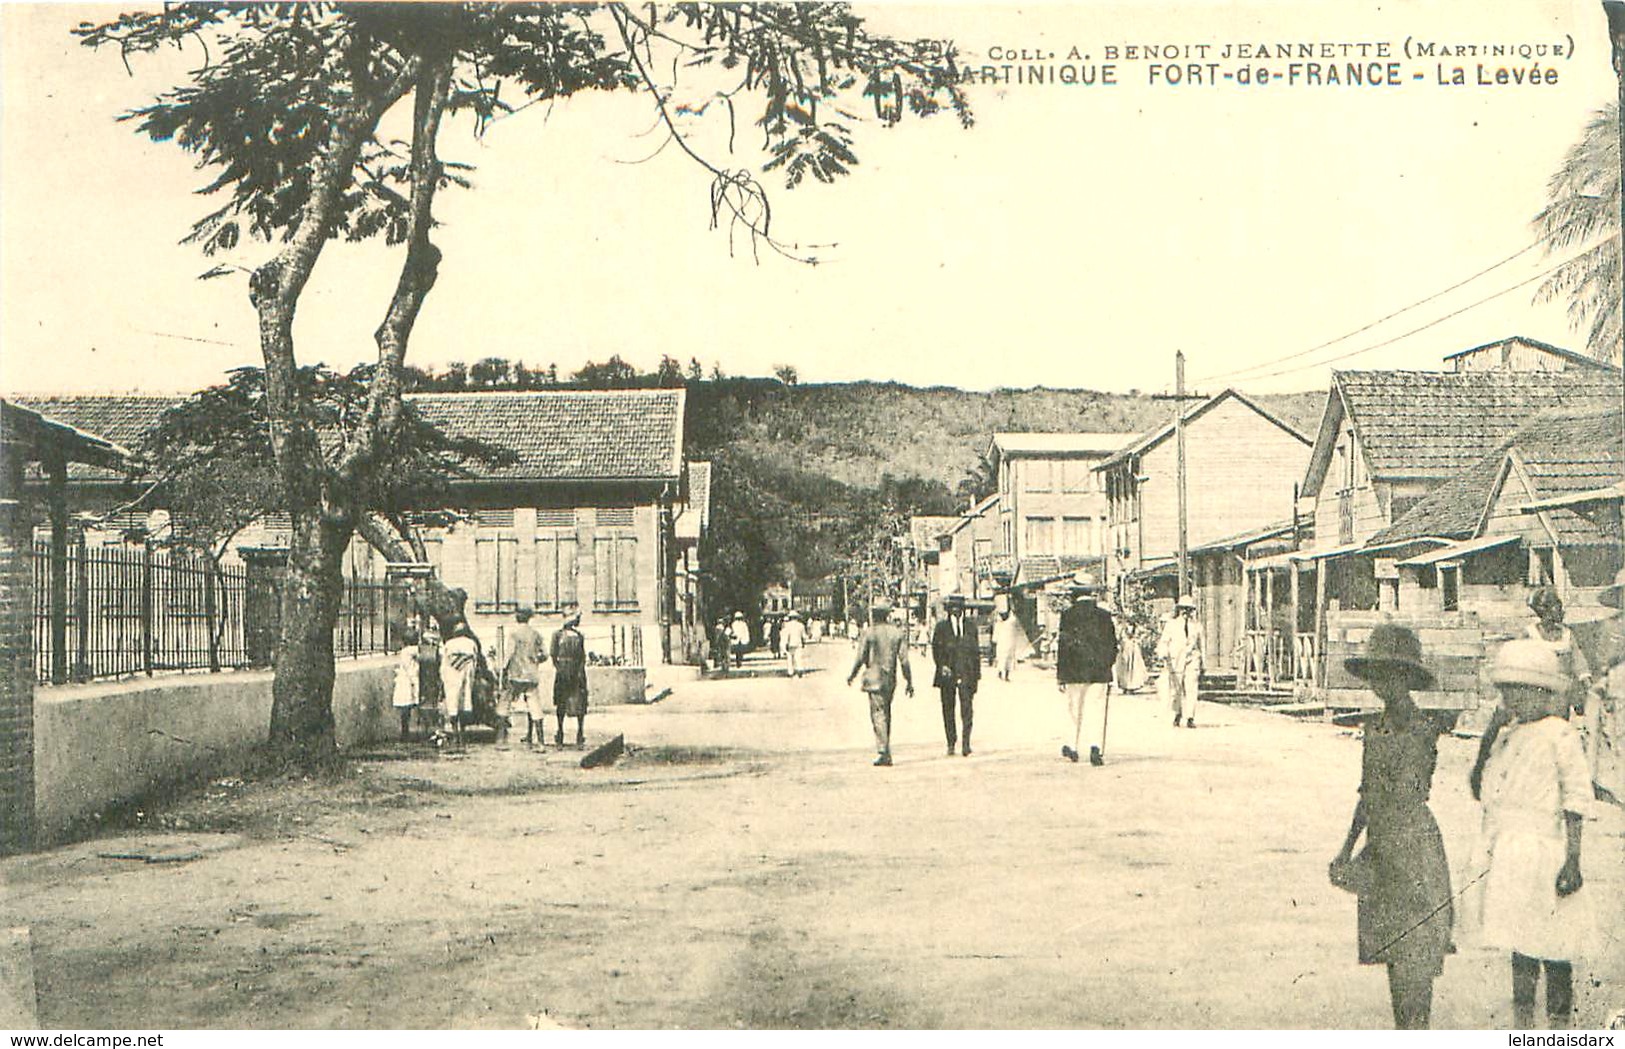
[847,599,914,766]
[932,595,982,756]
[1056,573,1117,766]
[1159,595,1205,728]
[783,611,809,678]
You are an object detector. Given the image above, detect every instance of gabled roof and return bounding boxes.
[1303,369,1623,495]
[1371,406,1625,547]
[14,389,688,484]
[1442,334,1620,371]
[674,460,711,540]
[1096,389,1309,471]
[1013,554,1101,589]
[989,432,1134,460]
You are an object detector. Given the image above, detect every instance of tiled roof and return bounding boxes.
[411,390,685,481]
[1013,554,1102,588]
[11,395,178,481]
[1,400,130,469]
[1373,407,1625,547]
[675,460,711,540]
[1335,370,1622,481]
[13,390,687,484]
[1097,389,1309,471]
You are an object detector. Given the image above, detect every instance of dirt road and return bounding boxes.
[5,642,1622,1029]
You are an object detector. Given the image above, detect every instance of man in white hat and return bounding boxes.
[1158,594,1204,728]
[1055,572,1117,765]
[729,611,752,669]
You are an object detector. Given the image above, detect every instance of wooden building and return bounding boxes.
[1444,334,1622,375]
[1098,388,1310,601]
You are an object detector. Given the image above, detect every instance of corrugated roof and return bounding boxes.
[13,389,687,483]
[1188,519,1294,556]
[1396,534,1519,567]
[1097,389,1309,471]
[1441,335,1620,370]
[1372,406,1625,547]
[990,432,1134,457]
[1335,369,1621,480]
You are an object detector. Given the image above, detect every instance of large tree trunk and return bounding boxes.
[267,513,354,767]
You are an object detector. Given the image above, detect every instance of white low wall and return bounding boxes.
[33,657,395,842]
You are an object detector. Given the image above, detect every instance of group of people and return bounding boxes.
[709,609,811,676]
[843,572,1200,767]
[392,605,591,750]
[1328,581,1623,1029]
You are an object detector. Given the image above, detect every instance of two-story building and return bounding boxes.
[988,432,1133,639]
[935,493,1001,605]
[1097,389,1311,599]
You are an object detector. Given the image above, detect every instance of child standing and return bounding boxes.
[393,626,420,742]
[1329,624,1455,1030]
[1463,638,1591,1029]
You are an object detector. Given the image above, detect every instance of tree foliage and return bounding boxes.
[1534,103,1622,362]
[79,2,971,764]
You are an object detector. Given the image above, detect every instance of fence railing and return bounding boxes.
[32,540,402,685]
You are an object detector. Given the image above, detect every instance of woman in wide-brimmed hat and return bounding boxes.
[1461,639,1592,1029]
[1329,624,1455,1029]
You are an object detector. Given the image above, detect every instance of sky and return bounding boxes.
[1,0,1618,397]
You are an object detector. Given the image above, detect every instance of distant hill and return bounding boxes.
[685,379,1326,495]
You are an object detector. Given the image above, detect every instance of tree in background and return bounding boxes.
[1534,103,1622,362]
[81,2,970,766]
[773,364,800,385]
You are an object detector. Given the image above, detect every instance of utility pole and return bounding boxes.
[1152,354,1206,599]
[1175,351,1189,599]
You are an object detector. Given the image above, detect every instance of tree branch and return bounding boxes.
[344,52,454,484]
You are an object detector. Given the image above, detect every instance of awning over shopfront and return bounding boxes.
[1395,533,1519,567]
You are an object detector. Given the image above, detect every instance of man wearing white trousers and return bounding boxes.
[1055,572,1118,766]
[1159,595,1205,728]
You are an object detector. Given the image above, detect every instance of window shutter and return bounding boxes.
[536,536,558,608]
[594,537,614,608]
[560,536,579,607]
[616,536,638,607]
[475,537,498,610]
[498,536,519,610]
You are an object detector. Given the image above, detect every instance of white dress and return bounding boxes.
[392,644,419,708]
[1461,715,1595,959]
[440,635,479,718]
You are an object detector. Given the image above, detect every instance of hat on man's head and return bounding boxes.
[1175,595,1198,612]
[1490,638,1570,693]
[1067,570,1101,593]
[871,597,893,614]
[563,610,582,628]
[786,610,801,620]
[943,594,967,608]
[1344,623,1434,691]
[733,611,745,620]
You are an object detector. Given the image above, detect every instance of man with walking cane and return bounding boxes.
[1056,571,1117,766]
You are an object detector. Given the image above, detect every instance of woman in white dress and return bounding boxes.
[1114,619,1148,693]
[437,626,480,747]
[1462,639,1592,1029]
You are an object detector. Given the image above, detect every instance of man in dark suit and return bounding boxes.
[1056,572,1118,766]
[932,594,982,756]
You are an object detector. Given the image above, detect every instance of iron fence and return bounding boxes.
[31,540,404,684]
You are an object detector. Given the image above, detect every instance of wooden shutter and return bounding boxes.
[475,537,498,610]
[615,536,638,607]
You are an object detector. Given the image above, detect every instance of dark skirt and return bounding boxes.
[553,663,588,717]
[1358,804,1454,976]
